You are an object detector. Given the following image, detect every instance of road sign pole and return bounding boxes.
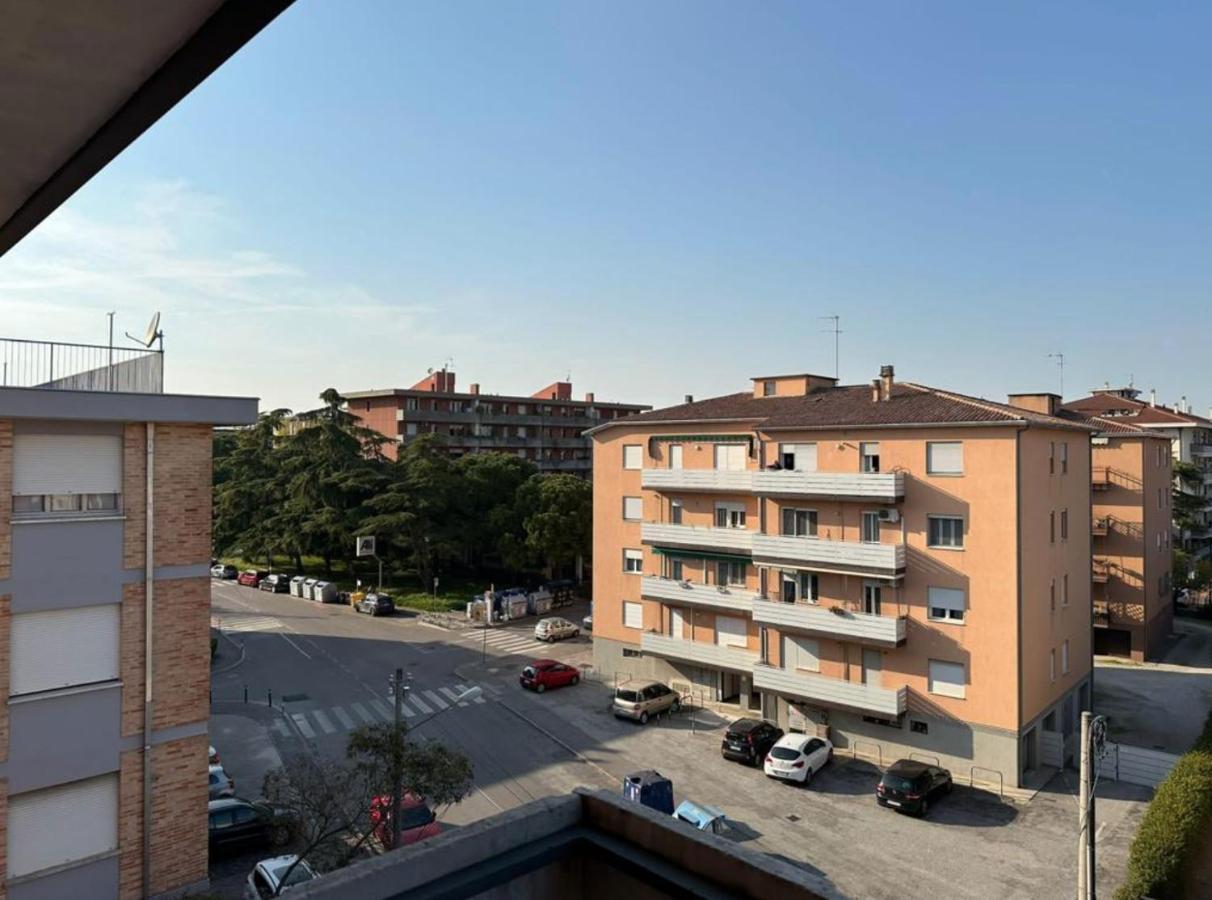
[391,666,404,851]
[1077,710,1093,900]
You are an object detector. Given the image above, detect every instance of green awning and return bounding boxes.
[651,546,752,564]
[650,434,753,443]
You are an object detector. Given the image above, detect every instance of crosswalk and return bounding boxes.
[272,682,494,740]
[216,613,281,633]
[462,626,556,657]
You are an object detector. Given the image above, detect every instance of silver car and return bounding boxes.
[534,617,579,642]
[613,681,681,724]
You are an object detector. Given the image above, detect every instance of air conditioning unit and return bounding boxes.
[877,508,900,523]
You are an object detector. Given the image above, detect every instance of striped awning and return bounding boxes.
[649,434,753,443]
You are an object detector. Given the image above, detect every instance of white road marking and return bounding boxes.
[351,702,375,724]
[331,706,355,730]
[439,686,466,706]
[279,632,312,659]
[409,693,433,715]
[370,699,394,722]
[422,690,449,711]
[397,700,417,719]
[272,719,290,737]
[311,709,337,735]
[291,713,316,739]
[220,615,280,633]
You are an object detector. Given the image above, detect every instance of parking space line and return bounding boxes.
[311,709,337,735]
[409,693,433,715]
[351,702,375,724]
[422,689,448,711]
[291,713,316,739]
[331,705,355,730]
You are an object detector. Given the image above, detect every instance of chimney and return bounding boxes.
[871,379,882,403]
[684,394,694,404]
[585,392,595,403]
[1150,388,1156,407]
[469,383,480,396]
[879,365,895,401]
[1182,395,1188,414]
[1007,393,1059,415]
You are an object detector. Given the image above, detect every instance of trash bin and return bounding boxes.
[303,577,318,601]
[290,576,306,598]
[313,581,338,604]
[623,771,674,815]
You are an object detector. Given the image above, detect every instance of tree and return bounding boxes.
[1173,549,1193,587]
[516,474,593,578]
[452,452,536,568]
[212,409,291,566]
[1172,460,1204,534]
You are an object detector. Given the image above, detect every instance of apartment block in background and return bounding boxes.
[0,337,256,899]
[1055,399,1175,660]
[590,367,1094,788]
[347,370,649,475]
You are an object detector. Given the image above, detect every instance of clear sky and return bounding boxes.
[3,2,1209,415]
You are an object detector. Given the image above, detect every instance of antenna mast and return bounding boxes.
[1048,352,1065,397]
[819,315,842,381]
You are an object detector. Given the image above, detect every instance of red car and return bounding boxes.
[370,793,441,850]
[519,659,580,693]
[237,569,268,587]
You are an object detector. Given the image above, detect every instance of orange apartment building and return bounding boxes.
[590,367,1094,787]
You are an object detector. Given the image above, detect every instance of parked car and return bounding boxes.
[534,616,579,642]
[238,569,268,587]
[369,793,441,850]
[764,734,833,785]
[876,760,953,817]
[355,593,395,616]
[208,798,292,854]
[211,563,238,579]
[209,764,235,799]
[520,659,580,693]
[582,614,593,632]
[259,574,291,593]
[721,718,784,766]
[245,855,316,899]
[209,745,221,766]
[613,681,681,724]
[671,800,728,835]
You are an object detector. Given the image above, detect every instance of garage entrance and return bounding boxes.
[1094,628,1132,658]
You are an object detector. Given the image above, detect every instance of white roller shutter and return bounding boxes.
[11,605,120,696]
[715,615,748,648]
[928,659,967,698]
[714,444,746,471]
[622,601,643,629]
[926,441,964,475]
[9,774,118,878]
[784,635,820,672]
[13,433,122,495]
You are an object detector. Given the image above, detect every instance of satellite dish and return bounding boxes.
[125,311,163,349]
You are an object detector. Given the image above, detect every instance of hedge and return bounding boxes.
[1115,711,1212,899]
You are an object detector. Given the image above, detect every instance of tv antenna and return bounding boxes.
[819,315,842,380]
[125,311,163,351]
[1048,351,1065,397]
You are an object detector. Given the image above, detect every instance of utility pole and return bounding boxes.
[1076,710,1098,900]
[819,315,842,380]
[389,667,404,851]
[1049,351,1066,398]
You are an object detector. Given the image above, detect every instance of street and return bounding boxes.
[210,580,1150,900]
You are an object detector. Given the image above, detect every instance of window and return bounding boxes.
[669,445,683,469]
[12,432,123,518]
[861,511,881,543]
[1158,487,1165,510]
[1049,442,1055,475]
[762,380,776,397]
[405,422,418,436]
[1050,649,1056,682]
[1060,508,1069,542]
[11,605,119,696]
[715,503,747,529]
[716,616,748,648]
[670,499,683,525]
[863,583,882,615]
[8,774,118,879]
[782,635,820,672]
[669,559,683,581]
[927,587,966,623]
[928,660,966,699]
[717,561,747,586]
[780,571,817,603]
[781,508,817,537]
[1050,578,1056,612]
[622,445,642,470]
[1062,640,1070,674]
[911,720,929,735]
[779,443,817,472]
[405,397,419,411]
[622,647,642,658]
[1062,574,1069,607]
[622,602,643,629]
[860,442,880,473]
[623,549,643,574]
[714,443,747,471]
[1060,442,1069,474]
[927,516,964,549]
[622,496,643,521]
[926,441,964,475]
[1049,511,1055,543]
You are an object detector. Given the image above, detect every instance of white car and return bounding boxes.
[534,616,579,642]
[245,855,316,899]
[763,734,833,785]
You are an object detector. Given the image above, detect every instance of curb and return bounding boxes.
[211,630,247,675]
[497,699,616,784]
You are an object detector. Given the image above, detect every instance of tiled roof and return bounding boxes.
[598,382,1095,433]
[1060,394,1212,428]
[1058,411,1164,438]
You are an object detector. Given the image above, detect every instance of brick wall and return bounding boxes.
[124,423,213,569]
[0,418,11,580]
[122,424,146,570]
[121,577,210,736]
[118,749,142,900]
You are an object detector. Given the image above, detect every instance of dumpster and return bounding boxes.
[544,579,576,607]
[290,576,306,598]
[672,800,727,835]
[527,589,553,616]
[503,596,528,621]
[623,770,674,815]
[303,578,318,600]
[313,581,338,604]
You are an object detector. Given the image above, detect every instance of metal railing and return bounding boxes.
[0,338,163,393]
[969,766,1004,798]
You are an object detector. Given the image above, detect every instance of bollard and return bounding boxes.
[268,688,273,708]
[243,684,248,704]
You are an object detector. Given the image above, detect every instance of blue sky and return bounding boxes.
[3,2,1208,414]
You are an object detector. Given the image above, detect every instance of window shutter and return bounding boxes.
[928,660,966,698]
[622,445,642,470]
[783,635,820,671]
[622,497,642,520]
[669,445,683,469]
[926,441,963,475]
[8,775,118,878]
[622,602,643,629]
[11,605,120,695]
[715,616,748,647]
[13,433,122,495]
[927,587,966,620]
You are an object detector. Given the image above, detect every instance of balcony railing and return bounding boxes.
[1092,517,1110,537]
[1092,560,1111,583]
[751,534,905,578]
[1191,444,1212,458]
[641,469,754,493]
[1093,603,1111,627]
[752,663,907,717]
[640,576,759,612]
[1,338,163,393]
[751,470,905,501]
[751,599,906,646]
[640,632,759,672]
[1092,467,1111,490]
[640,523,754,554]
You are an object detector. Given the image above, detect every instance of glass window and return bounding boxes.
[860,442,880,473]
[779,443,817,471]
[49,494,82,512]
[1060,442,1069,474]
[85,493,118,512]
[623,549,643,573]
[863,583,881,615]
[12,495,44,514]
[1062,639,1070,674]
[670,500,683,525]
[1060,509,1068,541]
[716,561,746,586]
[781,508,817,537]
[763,380,776,396]
[927,516,964,548]
[928,587,966,622]
[715,503,746,529]
[670,559,683,581]
[780,571,817,603]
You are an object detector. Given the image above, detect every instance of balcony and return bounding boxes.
[640,576,759,612]
[641,469,754,493]
[751,470,905,502]
[1092,517,1110,537]
[640,632,759,672]
[1,337,163,393]
[1093,603,1111,628]
[751,599,906,647]
[1092,467,1111,490]
[751,534,905,579]
[752,663,907,718]
[1092,560,1110,583]
[1191,444,1212,458]
[640,523,753,555]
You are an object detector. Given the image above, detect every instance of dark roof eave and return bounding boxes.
[585,416,765,437]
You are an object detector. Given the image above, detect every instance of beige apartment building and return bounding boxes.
[590,367,1094,787]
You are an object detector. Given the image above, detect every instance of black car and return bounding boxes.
[208,798,291,853]
[720,718,784,765]
[355,593,395,616]
[876,760,953,817]
[259,574,291,593]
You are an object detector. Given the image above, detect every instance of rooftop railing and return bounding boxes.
[0,338,163,394]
